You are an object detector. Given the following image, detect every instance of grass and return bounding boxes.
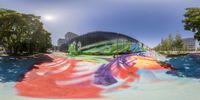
[158,51,190,57]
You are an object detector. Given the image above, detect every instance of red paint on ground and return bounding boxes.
[16,54,102,98]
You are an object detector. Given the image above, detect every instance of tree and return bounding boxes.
[183,8,200,42]
[167,34,174,51]
[154,33,184,54]
[160,38,165,51]
[153,43,161,51]
[160,34,174,52]
[173,32,184,51]
[0,8,52,55]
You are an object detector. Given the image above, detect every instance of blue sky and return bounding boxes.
[0,0,200,47]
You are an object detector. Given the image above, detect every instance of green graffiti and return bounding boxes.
[68,41,80,56]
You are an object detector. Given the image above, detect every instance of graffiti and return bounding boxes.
[94,54,138,86]
[15,51,171,98]
[1,32,173,99]
[68,39,132,55]
[67,36,151,56]
[68,41,80,56]
[16,54,103,98]
[130,42,146,52]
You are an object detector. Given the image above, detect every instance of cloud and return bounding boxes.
[0,0,200,47]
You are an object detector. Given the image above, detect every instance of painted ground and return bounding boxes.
[0,52,200,100]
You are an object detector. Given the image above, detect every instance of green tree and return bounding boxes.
[0,8,52,55]
[160,38,165,51]
[161,35,172,52]
[183,8,200,42]
[173,32,184,52]
[154,32,185,54]
[153,43,161,51]
[167,34,174,51]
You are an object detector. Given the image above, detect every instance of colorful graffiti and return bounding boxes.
[67,34,154,56]
[1,32,200,99]
[68,39,133,55]
[15,51,171,98]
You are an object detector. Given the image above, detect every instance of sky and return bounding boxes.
[0,0,200,47]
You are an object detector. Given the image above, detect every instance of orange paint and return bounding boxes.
[131,56,169,70]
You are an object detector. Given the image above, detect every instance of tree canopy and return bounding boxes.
[0,8,52,55]
[154,32,184,53]
[183,8,200,42]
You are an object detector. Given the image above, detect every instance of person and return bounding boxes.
[113,54,116,58]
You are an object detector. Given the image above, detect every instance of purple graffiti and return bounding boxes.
[94,53,138,86]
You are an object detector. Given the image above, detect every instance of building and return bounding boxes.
[60,31,149,55]
[65,32,79,42]
[183,38,198,51]
[66,31,138,48]
[57,38,65,47]
[57,32,79,50]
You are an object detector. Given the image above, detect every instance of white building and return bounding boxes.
[57,32,78,49]
[183,38,198,51]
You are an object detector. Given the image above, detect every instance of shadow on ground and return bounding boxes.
[166,54,200,79]
[0,54,53,83]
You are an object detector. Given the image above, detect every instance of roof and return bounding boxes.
[66,31,139,47]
